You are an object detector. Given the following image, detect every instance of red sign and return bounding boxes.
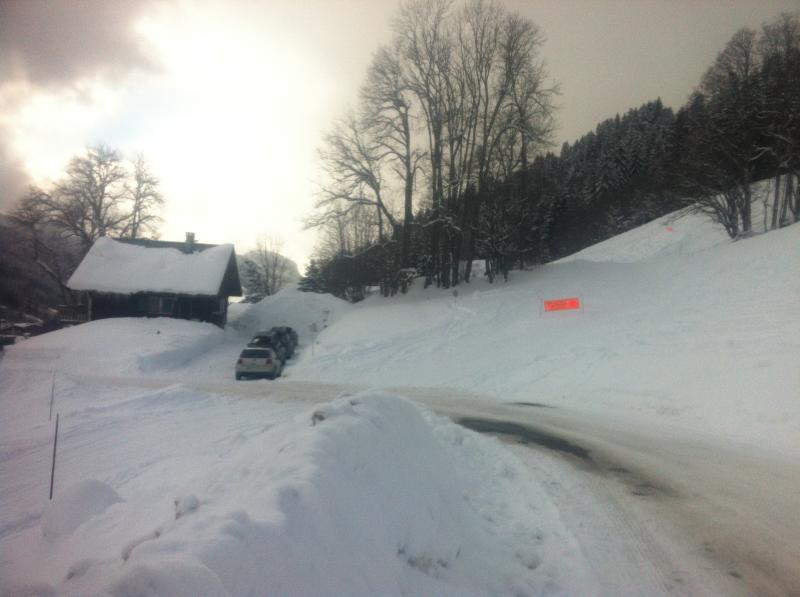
[543,297,581,312]
[666,226,674,232]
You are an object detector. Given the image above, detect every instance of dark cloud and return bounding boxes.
[0,0,157,87]
[0,0,159,210]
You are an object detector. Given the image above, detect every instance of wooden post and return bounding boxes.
[309,322,318,356]
[49,413,59,500]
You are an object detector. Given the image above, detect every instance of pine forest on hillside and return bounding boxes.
[302,4,799,301]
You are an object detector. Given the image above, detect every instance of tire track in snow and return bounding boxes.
[440,400,799,597]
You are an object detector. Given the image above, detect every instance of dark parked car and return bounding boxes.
[247,331,288,363]
[286,327,299,349]
[270,326,297,357]
[235,347,282,380]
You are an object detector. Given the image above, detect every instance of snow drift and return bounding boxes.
[41,480,123,542]
[1,391,591,596]
[230,287,348,342]
[0,317,224,378]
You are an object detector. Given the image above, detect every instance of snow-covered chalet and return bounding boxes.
[67,233,242,328]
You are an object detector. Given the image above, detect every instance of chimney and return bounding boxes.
[185,232,195,253]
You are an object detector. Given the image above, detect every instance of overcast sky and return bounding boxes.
[1,0,797,267]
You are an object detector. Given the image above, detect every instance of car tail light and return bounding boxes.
[237,359,243,364]
[264,358,272,364]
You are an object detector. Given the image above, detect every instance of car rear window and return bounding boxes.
[240,349,271,358]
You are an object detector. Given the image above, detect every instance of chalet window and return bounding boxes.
[160,297,175,314]
[147,296,176,315]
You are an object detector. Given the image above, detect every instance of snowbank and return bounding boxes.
[162,289,352,380]
[231,287,349,341]
[1,317,223,378]
[41,480,123,542]
[1,391,593,596]
[0,290,346,386]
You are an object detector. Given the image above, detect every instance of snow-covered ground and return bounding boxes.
[0,323,593,594]
[291,211,800,455]
[0,376,590,595]
[1,208,798,595]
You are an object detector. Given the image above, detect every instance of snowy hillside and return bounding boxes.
[556,210,730,263]
[290,210,800,453]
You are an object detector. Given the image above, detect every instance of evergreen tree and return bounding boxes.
[298,260,326,294]
[239,258,266,303]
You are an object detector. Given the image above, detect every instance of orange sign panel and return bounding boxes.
[543,297,581,312]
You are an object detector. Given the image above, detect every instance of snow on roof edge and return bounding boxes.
[68,237,236,296]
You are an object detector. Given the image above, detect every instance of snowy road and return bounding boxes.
[422,396,800,597]
[76,375,799,596]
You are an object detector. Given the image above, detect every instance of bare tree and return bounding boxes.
[760,12,800,227]
[7,145,165,308]
[309,0,556,290]
[311,202,380,262]
[454,3,555,280]
[395,0,452,285]
[10,190,82,302]
[313,111,399,242]
[390,0,555,285]
[16,145,164,250]
[361,43,425,272]
[253,235,290,296]
[695,28,764,236]
[123,154,164,239]
[45,145,130,250]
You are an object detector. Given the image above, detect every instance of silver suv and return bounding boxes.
[235,347,283,380]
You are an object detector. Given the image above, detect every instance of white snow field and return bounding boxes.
[1,207,798,595]
[291,211,800,454]
[0,323,592,593]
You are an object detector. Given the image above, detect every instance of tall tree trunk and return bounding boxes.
[771,174,782,230]
[779,174,794,225]
[740,184,752,235]
[459,188,473,283]
[440,231,451,288]
[451,238,460,287]
[401,111,414,273]
[401,195,412,268]
[464,180,485,283]
[427,220,439,288]
[401,219,412,293]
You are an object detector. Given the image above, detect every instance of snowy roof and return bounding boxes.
[68,237,240,296]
